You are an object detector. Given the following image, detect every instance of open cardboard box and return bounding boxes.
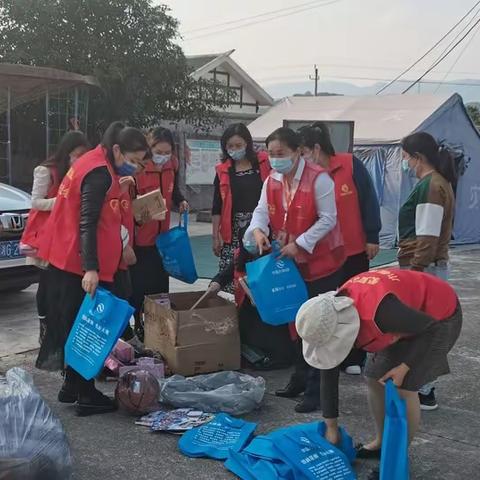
[144,291,240,376]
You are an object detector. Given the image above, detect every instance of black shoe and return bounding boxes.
[419,388,438,411]
[367,468,380,480]
[75,389,117,416]
[294,397,319,413]
[58,382,78,404]
[356,443,382,460]
[275,377,306,398]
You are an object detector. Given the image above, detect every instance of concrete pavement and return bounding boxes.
[1,246,480,479]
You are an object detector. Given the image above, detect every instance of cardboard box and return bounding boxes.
[132,189,167,223]
[144,292,240,376]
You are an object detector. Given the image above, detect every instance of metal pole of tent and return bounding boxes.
[45,89,49,158]
[6,86,12,185]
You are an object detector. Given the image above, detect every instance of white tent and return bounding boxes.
[248,93,480,247]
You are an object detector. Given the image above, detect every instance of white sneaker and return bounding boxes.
[345,365,362,375]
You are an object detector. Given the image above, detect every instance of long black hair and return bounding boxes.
[401,132,456,184]
[298,121,336,156]
[43,130,89,181]
[149,126,175,152]
[220,123,257,166]
[265,127,301,151]
[101,121,149,165]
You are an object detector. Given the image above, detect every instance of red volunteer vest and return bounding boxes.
[329,154,366,257]
[39,145,122,282]
[216,151,271,244]
[134,157,178,246]
[21,166,60,250]
[340,268,458,352]
[118,189,134,271]
[267,162,346,281]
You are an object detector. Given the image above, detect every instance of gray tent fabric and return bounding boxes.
[249,93,480,246]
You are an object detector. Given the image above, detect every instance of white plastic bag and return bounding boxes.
[0,368,72,479]
[159,371,265,415]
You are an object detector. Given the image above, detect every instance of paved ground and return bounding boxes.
[1,238,480,478]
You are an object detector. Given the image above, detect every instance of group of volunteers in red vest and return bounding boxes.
[209,122,462,479]
[21,117,462,477]
[22,122,185,416]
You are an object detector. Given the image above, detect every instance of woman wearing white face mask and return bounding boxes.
[129,127,188,337]
[398,131,456,411]
[244,127,346,416]
[212,123,271,293]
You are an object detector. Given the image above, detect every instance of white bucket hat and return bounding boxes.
[295,291,360,370]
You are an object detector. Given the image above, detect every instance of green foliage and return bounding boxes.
[466,104,480,128]
[0,0,228,131]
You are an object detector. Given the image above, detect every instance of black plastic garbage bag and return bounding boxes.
[0,368,72,480]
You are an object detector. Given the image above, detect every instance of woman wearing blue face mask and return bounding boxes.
[35,121,148,416]
[129,126,188,337]
[398,131,456,412]
[244,127,346,417]
[212,123,271,293]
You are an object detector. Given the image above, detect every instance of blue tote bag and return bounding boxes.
[178,413,257,460]
[245,243,308,325]
[380,380,409,480]
[65,287,134,380]
[156,211,198,284]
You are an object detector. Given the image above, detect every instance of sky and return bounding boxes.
[158,0,480,98]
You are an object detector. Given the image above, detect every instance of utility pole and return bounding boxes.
[309,64,319,96]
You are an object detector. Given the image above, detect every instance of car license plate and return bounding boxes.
[0,240,22,259]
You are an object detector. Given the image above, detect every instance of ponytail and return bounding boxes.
[298,121,335,156]
[437,146,457,185]
[401,131,456,184]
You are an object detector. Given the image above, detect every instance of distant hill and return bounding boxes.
[265,79,480,103]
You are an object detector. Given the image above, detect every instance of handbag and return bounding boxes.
[156,211,198,284]
[380,380,409,480]
[64,287,134,380]
[245,242,308,325]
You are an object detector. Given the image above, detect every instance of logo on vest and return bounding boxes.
[340,183,353,196]
[120,199,129,211]
[58,184,70,198]
[110,199,120,212]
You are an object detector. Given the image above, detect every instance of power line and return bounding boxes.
[257,72,480,87]
[184,0,344,41]
[402,16,480,93]
[434,22,480,93]
[428,6,480,71]
[182,0,324,34]
[376,0,480,95]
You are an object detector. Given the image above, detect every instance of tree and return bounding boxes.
[466,104,480,128]
[0,0,228,132]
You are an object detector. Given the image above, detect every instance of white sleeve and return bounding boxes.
[295,172,337,254]
[31,166,56,211]
[244,178,270,244]
[120,225,130,249]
